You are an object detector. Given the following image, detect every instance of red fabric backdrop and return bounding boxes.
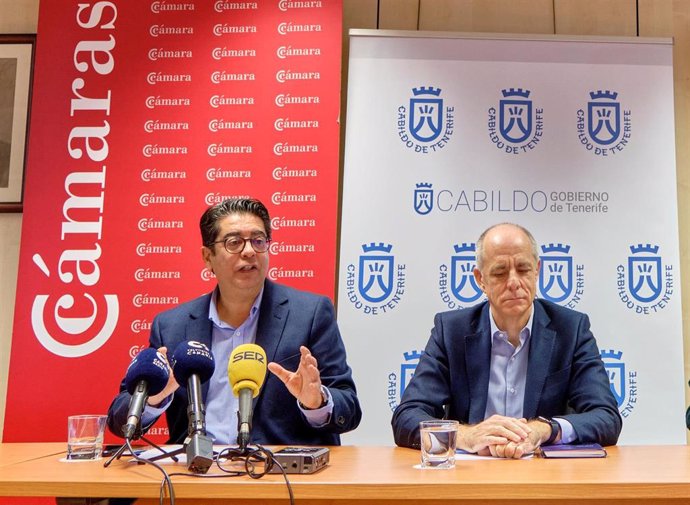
[4,0,342,450]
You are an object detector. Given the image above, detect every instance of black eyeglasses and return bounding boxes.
[211,235,270,254]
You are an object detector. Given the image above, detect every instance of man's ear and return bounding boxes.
[201,245,213,270]
[473,267,485,292]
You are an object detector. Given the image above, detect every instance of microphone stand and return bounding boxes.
[145,431,212,466]
[103,425,178,467]
[145,425,213,473]
[148,375,214,474]
[145,440,185,461]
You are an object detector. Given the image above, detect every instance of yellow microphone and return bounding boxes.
[228,344,267,450]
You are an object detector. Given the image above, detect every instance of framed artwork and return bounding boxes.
[0,34,34,212]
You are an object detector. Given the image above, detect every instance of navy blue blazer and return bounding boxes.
[108,280,362,446]
[392,299,622,448]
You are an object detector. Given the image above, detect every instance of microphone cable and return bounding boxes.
[123,437,176,505]
[216,444,274,478]
[166,444,295,505]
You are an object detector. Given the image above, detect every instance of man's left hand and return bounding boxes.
[487,419,552,458]
[267,345,325,409]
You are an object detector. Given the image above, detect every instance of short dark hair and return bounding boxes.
[199,198,272,247]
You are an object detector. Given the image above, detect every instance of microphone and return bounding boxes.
[172,340,215,474]
[122,348,169,440]
[228,343,267,451]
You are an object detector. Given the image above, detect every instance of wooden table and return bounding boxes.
[0,443,66,468]
[0,443,689,504]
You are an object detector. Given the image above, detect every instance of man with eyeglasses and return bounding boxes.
[392,223,621,458]
[107,198,361,447]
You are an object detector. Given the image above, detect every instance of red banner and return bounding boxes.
[4,0,342,442]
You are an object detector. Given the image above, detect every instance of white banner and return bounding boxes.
[338,31,683,445]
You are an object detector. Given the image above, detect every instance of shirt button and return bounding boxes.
[509,387,516,394]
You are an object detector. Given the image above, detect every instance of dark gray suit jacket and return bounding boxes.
[108,280,361,445]
[392,299,622,448]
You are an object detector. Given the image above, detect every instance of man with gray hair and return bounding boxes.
[392,222,621,458]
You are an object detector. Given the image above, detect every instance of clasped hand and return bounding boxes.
[458,415,545,459]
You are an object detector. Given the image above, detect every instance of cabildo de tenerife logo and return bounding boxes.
[345,243,406,315]
[538,243,584,309]
[414,182,434,215]
[488,88,543,154]
[439,243,484,310]
[616,244,673,314]
[576,90,631,156]
[387,349,422,412]
[600,349,637,418]
[413,182,549,216]
[397,86,454,153]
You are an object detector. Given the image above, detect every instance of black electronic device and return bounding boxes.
[269,447,330,474]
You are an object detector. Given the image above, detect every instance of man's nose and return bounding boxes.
[506,269,520,289]
[240,240,256,256]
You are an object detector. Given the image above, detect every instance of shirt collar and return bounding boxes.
[208,285,264,329]
[489,303,535,346]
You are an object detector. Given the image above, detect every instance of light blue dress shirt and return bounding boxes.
[204,287,263,443]
[483,306,575,444]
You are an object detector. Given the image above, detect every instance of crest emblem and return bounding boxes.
[450,244,483,303]
[414,183,433,215]
[628,244,661,303]
[409,87,443,142]
[601,349,638,418]
[588,90,620,145]
[347,242,406,315]
[387,349,421,411]
[539,244,573,303]
[358,243,394,303]
[601,350,626,407]
[499,88,532,143]
[400,350,422,401]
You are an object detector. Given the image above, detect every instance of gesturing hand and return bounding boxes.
[267,346,325,409]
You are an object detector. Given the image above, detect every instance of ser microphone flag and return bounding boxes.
[172,340,215,474]
[122,348,169,440]
[228,343,267,451]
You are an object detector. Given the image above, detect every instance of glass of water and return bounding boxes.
[419,419,459,469]
[67,414,107,460]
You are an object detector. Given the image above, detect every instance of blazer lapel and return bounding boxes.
[255,280,289,363]
[185,293,214,349]
[523,301,556,418]
[466,304,492,424]
[184,292,214,399]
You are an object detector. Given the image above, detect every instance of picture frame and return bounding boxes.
[0,34,34,213]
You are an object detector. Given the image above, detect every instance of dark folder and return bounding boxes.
[540,443,607,458]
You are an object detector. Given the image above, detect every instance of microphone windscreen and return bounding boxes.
[228,343,267,397]
[172,341,215,385]
[124,348,169,396]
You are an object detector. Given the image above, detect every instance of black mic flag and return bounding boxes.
[172,340,215,474]
[122,348,169,440]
